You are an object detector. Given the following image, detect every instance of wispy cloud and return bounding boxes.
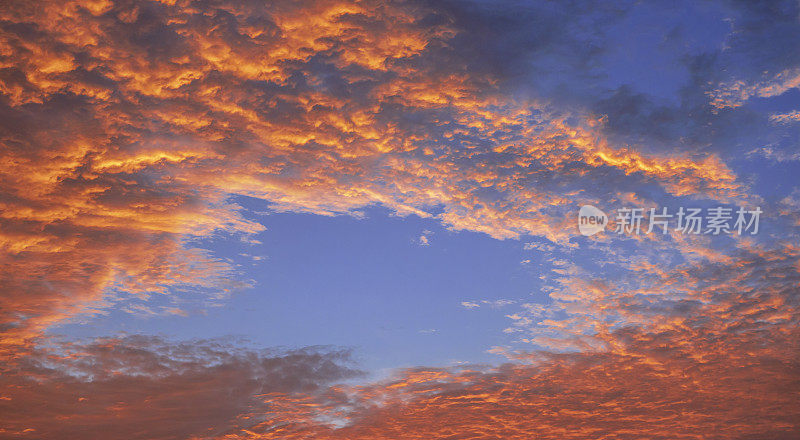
[707,68,800,109]
[769,110,800,125]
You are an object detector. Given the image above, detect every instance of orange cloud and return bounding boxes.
[221,245,800,439]
[770,110,800,125]
[0,1,788,439]
[0,0,747,351]
[707,68,800,109]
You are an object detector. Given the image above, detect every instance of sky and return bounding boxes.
[0,0,799,439]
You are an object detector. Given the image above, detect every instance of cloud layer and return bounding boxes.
[0,0,747,347]
[0,0,798,438]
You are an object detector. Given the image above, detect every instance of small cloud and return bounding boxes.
[521,303,549,316]
[524,242,555,252]
[486,346,515,358]
[238,253,266,262]
[486,299,516,307]
[769,110,800,125]
[239,236,262,246]
[746,146,800,162]
[780,189,800,209]
[416,230,434,246]
[163,307,189,317]
[122,303,158,317]
[707,68,800,110]
[461,299,516,309]
[779,188,800,220]
[418,329,438,334]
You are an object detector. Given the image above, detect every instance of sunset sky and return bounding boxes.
[1,0,799,439]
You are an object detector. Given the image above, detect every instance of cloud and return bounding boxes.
[746,145,800,163]
[770,110,800,125]
[3,240,798,439]
[0,335,360,440]
[707,68,800,109]
[460,299,516,309]
[0,0,796,438]
[0,0,748,352]
[213,244,800,440]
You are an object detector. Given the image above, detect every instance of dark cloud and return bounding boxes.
[0,336,360,439]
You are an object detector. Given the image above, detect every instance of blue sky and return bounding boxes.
[56,202,549,372]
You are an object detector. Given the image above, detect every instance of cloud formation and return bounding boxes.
[0,0,798,438]
[0,336,359,439]
[213,246,800,440]
[0,0,747,347]
[708,68,800,109]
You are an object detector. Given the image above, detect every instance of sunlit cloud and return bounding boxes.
[215,245,800,440]
[0,0,797,438]
[0,0,746,347]
[769,110,800,125]
[707,68,800,109]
